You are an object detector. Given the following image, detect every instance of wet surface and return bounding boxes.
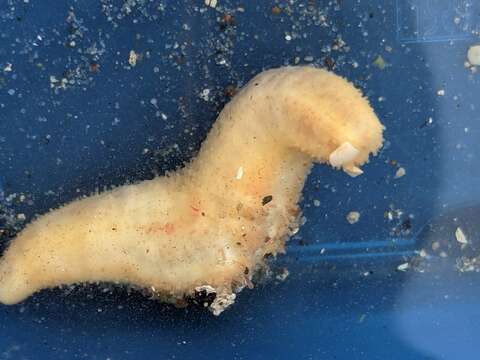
[0,0,479,359]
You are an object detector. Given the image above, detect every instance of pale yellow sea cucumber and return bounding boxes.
[0,66,384,315]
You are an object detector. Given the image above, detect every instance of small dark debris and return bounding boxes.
[401,218,412,231]
[224,84,237,97]
[262,195,273,206]
[175,298,189,308]
[419,119,432,129]
[89,62,100,73]
[188,288,217,307]
[332,38,343,49]
[324,57,335,70]
[271,6,282,15]
[174,55,185,65]
[219,13,235,31]
[244,267,249,275]
[0,228,16,240]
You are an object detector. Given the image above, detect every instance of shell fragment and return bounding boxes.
[329,142,359,168]
[455,227,468,244]
[344,165,363,177]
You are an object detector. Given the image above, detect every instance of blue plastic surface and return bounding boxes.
[0,0,479,359]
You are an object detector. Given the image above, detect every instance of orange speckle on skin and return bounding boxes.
[164,222,175,235]
[143,222,162,234]
[143,222,175,235]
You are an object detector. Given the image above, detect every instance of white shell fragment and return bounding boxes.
[418,249,427,258]
[397,262,410,271]
[275,268,290,281]
[128,50,138,67]
[329,142,359,168]
[346,211,360,224]
[204,0,218,8]
[344,164,364,177]
[195,285,216,294]
[455,227,468,244]
[210,292,235,316]
[394,167,406,179]
[467,45,480,66]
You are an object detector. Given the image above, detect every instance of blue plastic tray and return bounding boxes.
[0,1,479,359]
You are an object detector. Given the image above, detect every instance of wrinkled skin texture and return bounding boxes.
[0,66,384,315]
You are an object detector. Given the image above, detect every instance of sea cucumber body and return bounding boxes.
[0,67,383,314]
